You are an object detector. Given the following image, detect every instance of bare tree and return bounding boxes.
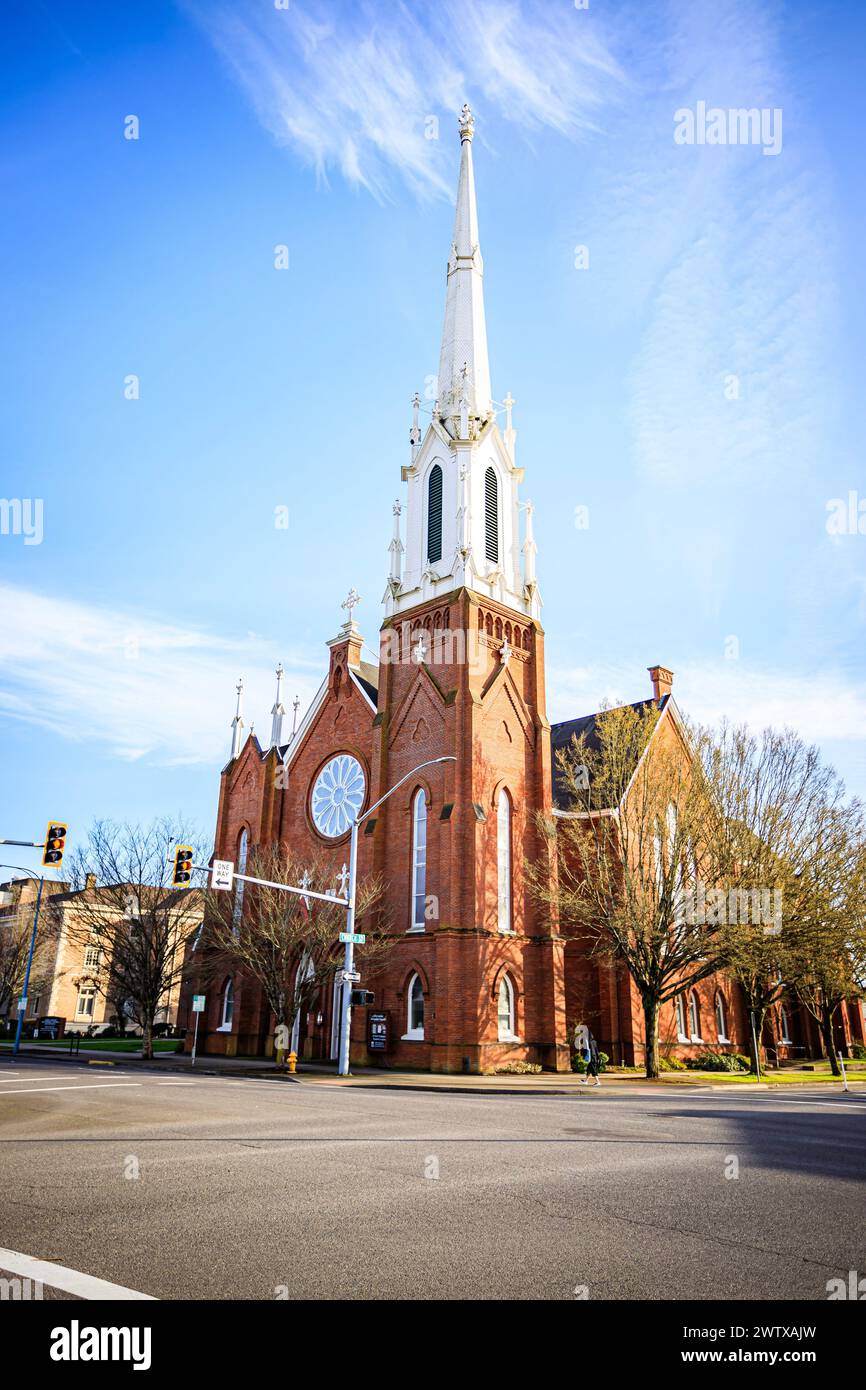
[787,805,866,1074]
[531,703,731,1078]
[699,722,851,1072]
[0,888,60,1025]
[65,819,205,1058]
[197,843,389,1064]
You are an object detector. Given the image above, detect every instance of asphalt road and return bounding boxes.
[1,1059,864,1301]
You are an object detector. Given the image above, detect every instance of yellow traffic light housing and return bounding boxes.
[42,822,67,868]
[172,845,194,886]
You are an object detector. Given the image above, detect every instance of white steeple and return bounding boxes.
[436,104,492,429]
[387,106,539,621]
[230,678,245,759]
[269,663,286,749]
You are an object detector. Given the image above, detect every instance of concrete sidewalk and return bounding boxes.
[2,1042,862,1095]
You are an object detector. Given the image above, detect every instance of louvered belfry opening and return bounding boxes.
[485,466,499,564]
[427,464,443,564]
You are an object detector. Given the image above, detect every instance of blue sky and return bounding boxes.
[1,0,865,879]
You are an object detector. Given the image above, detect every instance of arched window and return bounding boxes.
[688,991,701,1042]
[219,978,234,1031]
[233,828,249,927]
[779,1004,792,1043]
[715,992,729,1042]
[410,790,427,931]
[427,464,443,564]
[675,994,688,1041]
[497,788,512,932]
[404,973,425,1040]
[484,467,499,564]
[497,975,517,1041]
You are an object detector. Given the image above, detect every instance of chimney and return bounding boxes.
[85,873,97,891]
[648,664,674,704]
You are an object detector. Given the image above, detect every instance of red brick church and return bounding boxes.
[182,107,864,1072]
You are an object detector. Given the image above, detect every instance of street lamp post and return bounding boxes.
[336,756,455,1077]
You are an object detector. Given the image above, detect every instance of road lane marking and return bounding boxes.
[0,1083,142,1096]
[0,1247,155,1300]
[0,1075,77,1083]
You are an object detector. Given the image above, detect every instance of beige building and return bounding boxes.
[1,876,202,1036]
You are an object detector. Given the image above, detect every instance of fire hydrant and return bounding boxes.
[287,1051,297,1074]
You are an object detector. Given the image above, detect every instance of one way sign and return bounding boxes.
[211,860,234,892]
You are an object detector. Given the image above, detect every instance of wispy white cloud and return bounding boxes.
[184,0,626,198]
[578,0,836,492]
[549,656,866,784]
[0,586,322,766]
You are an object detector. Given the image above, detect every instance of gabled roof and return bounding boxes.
[550,696,669,811]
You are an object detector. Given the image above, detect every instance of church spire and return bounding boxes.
[436,104,492,429]
[269,663,286,749]
[230,678,244,759]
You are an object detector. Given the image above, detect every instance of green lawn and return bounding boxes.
[0,1037,184,1054]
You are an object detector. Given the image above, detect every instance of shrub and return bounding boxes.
[659,1056,688,1072]
[572,1051,609,1074]
[493,1060,542,1075]
[852,1043,866,1061]
[686,1050,749,1073]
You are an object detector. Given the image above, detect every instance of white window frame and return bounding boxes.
[83,946,101,972]
[675,994,688,1042]
[75,987,96,1020]
[403,973,425,1041]
[688,991,702,1043]
[217,978,234,1032]
[779,1005,792,1044]
[497,788,512,933]
[497,975,518,1042]
[409,789,427,932]
[715,992,730,1043]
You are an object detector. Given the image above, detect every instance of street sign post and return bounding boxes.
[191,994,205,1065]
[211,860,234,892]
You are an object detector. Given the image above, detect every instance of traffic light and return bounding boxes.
[351,989,375,1007]
[42,822,67,868]
[172,845,194,886]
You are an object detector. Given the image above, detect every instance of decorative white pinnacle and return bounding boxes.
[336,863,350,896]
[230,678,245,759]
[270,663,286,749]
[437,105,491,425]
[389,497,404,585]
[409,392,421,459]
[500,638,512,666]
[413,634,427,664]
[503,391,516,462]
[522,499,537,587]
[340,587,361,632]
[458,102,475,142]
[291,694,301,738]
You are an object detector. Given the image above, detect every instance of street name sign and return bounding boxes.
[192,995,206,1013]
[339,932,365,945]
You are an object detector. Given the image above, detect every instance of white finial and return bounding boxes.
[500,638,512,666]
[522,498,537,588]
[336,863,350,897]
[341,587,361,632]
[503,391,516,462]
[458,103,475,142]
[389,498,404,586]
[230,677,245,759]
[299,868,312,909]
[410,392,421,460]
[292,694,300,736]
[413,633,427,664]
[270,663,286,749]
